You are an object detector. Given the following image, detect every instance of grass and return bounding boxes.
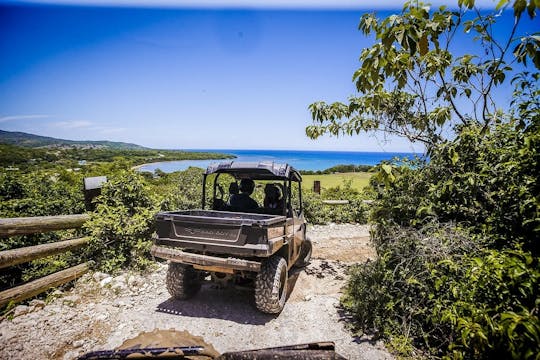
[302,172,372,192]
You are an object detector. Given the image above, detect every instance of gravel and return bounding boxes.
[0,224,391,360]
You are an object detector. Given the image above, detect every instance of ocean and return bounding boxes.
[137,149,421,173]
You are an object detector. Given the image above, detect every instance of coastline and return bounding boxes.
[131,158,234,171]
[133,149,418,173]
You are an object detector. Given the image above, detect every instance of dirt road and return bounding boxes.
[0,224,391,360]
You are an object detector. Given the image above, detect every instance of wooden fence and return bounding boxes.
[0,214,92,307]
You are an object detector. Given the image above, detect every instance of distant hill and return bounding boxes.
[0,130,147,150]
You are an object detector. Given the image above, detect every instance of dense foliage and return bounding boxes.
[302,179,369,224]
[84,171,159,273]
[300,164,374,175]
[0,169,86,291]
[0,142,234,169]
[344,122,539,358]
[306,0,539,150]
[310,1,540,358]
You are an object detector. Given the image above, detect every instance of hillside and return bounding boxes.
[0,130,147,150]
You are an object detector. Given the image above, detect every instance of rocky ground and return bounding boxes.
[0,224,391,360]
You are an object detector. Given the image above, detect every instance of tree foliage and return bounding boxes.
[305,1,540,358]
[306,0,539,149]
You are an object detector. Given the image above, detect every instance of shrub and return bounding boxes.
[371,122,539,253]
[344,122,539,359]
[84,171,159,273]
[302,180,369,224]
[343,224,539,359]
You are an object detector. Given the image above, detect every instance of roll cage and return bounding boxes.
[202,161,303,217]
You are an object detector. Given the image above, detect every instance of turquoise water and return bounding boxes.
[138,149,421,172]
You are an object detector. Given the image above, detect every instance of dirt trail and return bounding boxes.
[0,224,390,360]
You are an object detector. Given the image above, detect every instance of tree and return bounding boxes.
[306,0,539,151]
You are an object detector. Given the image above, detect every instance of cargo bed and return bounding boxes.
[154,210,288,257]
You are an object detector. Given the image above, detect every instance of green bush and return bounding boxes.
[84,171,159,273]
[302,180,369,224]
[343,224,539,359]
[343,122,539,359]
[371,122,539,253]
[433,249,539,360]
[0,170,85,291]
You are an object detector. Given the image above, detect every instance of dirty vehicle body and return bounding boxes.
[150,162,312,314]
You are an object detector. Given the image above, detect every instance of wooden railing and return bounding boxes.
[0,214,92,307]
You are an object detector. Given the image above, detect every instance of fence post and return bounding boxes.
[313,180,321,194]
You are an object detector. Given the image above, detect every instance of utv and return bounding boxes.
[150,162,312,314]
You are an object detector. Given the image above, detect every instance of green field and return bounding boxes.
[302,172,372,192]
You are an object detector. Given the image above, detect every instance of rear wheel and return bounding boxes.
[166,262,201,300]
[254,256,288,314]
[295,237,312,268]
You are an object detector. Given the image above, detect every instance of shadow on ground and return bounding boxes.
[156,267,305,325]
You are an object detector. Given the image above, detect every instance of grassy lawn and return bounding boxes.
[302,172,372,192]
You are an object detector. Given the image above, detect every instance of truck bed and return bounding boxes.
[154,210,288,257]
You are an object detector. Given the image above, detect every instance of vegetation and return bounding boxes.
[302,172,372,192]
[0,157,370,300]
[0,129,146,149]
[300,164,374,174]
[307,1,539,359]
[0,142,234,170]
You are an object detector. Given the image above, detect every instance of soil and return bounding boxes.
[0,224,391,360]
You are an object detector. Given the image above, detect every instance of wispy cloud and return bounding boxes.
[6,1,503,9]
[0,114,51,123]
[53,120,93,129]
[88,125,128,134]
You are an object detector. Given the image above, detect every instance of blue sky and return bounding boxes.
[0,1,537,151]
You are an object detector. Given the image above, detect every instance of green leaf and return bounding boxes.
[496,0,508,10]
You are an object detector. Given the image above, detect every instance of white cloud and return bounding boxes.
[9,0,502,9]
[53,120,93,129]
[0,114,51,123]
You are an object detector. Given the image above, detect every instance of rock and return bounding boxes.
[52,289,63,296]
[304,295,312,301]
[127,275,143,288]
[93,272,110,282]
[63,350,79,360]
[13,305,30,318]
[95,313,108,321]
[111,281,127,294]
[28,299,46,309]
[115,274,127,282]
[72,339,85,348]
[62,295,79,306]
[100,277,113,287]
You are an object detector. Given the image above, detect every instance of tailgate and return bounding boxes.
[154,210,287,255]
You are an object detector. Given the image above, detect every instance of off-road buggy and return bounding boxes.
[150,162,312,314]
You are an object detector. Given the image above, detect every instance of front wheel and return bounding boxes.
[254,256,288,314]
[166,262,201,300]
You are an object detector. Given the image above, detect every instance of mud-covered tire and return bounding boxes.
[295,237,312,268]
[254,256,288,314]
[166,262,201,300]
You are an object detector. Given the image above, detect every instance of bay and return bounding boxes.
[137,149,420,172]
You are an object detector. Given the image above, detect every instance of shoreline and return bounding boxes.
[131,157,234,171]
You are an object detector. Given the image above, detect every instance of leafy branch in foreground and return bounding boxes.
[306,0,539,149]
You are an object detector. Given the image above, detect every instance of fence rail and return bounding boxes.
[0,214,90,237]
[0,214,91,307]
